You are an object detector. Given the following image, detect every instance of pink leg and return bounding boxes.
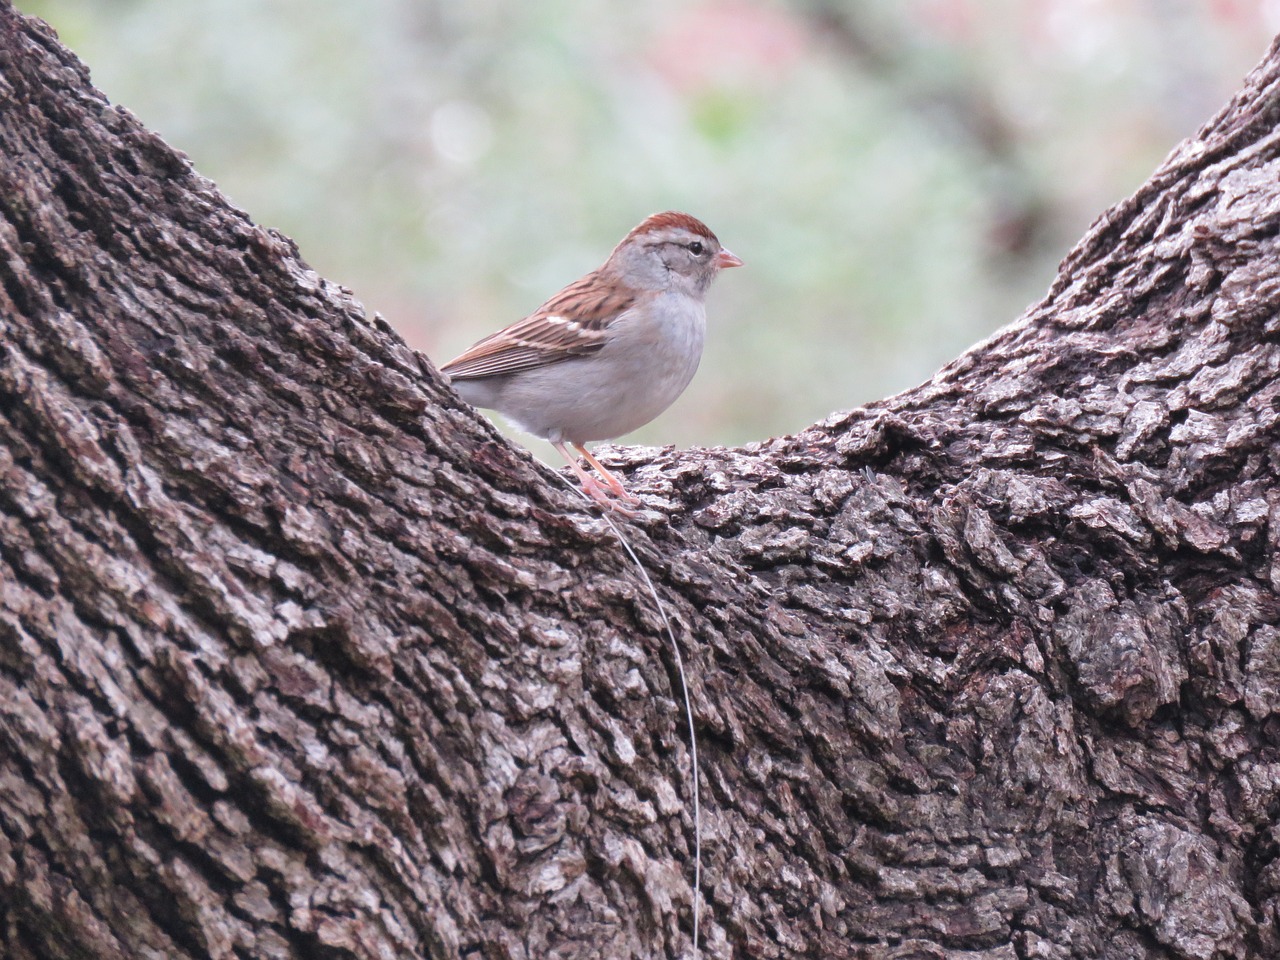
[573,443,639,502]
[551,441,638,516]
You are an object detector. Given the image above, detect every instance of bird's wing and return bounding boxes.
[441,271,638,380]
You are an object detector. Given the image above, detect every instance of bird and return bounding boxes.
[441,211,742,511]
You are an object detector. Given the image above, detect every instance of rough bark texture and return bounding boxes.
[2,7,1280,959]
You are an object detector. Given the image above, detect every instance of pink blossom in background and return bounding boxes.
[648,0,806,93]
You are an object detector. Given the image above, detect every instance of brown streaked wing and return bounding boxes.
[441,270,638,380]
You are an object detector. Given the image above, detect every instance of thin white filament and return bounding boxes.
[552,476,703,960]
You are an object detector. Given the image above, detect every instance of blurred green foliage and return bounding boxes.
[18,0,1274,450]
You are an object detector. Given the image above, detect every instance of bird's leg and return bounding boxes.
[551,441,639,515]
[551,441,609,501]
[573,443,639,502]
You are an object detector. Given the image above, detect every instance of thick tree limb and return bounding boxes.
[3,6,1280,959]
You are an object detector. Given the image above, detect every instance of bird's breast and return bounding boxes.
[607,291,705,394]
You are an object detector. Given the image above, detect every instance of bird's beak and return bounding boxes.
[715,248,744,269]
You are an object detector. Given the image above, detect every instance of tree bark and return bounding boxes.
[3,6,1280,959]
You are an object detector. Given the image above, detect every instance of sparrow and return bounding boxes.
[441,211,742,510]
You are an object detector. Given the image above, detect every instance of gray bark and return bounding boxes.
[3,6,1280,959]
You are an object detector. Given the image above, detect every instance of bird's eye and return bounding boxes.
[687,241,705,256]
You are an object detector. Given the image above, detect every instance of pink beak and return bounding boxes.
[715,248,744,269]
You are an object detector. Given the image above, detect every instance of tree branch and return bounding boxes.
[3,5,1280,958]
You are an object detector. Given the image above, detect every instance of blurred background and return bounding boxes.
[18,0,1276,452]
